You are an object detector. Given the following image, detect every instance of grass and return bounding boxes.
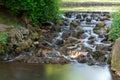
[61,6,119,12]
[62,0,120,2]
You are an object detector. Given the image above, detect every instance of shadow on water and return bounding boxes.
[0,62,112,80]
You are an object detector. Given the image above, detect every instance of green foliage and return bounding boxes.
[0,32,8,44]
[109,10,120,40]
[0,32,8,54]
[1,0,61,24]
[13,23,21,29]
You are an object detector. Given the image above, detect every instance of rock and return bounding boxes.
[39,35,45,42]
[70,20,80,29]
[95,22,106,30]
[95,44,110,51]
[59,19,69,26]
[55,39,64,46]
[86,17,91,23]
[111,38,120,76]
[47,33,57,42]
[19,27,29,35]
[17,39,32,53]
[77,55,87,63]
[72,30,84,38]
[88,36,94,44]
[59,57,70,64]
[0,24,13,32]
[36,49,52,57]
[62,31,71,39]
[94,28,107,35]
[65,12,73,18]
[100,16,110,21]
[65,37,78,44]
[76,14,82,19]
[87,54,96,65]
[26,56,41,63]
[32,32,39,40]
[92,51,106,63]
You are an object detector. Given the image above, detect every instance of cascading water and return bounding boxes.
[51,12,112,65]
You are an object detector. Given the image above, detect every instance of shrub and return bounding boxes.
[0,32,8,54]
[1,0,61,24]
[109,10,120,40]
[0,32,8,44]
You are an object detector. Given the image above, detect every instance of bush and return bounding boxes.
[0,32,8,54]
[109,10,120,40]
[1,0,61,24]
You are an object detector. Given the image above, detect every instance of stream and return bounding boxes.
[1,12,114,80]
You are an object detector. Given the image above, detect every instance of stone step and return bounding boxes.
[61,2,120,8]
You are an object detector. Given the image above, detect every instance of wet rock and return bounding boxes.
[87,54,96,65]
[95,22,106,30]
[77,55,87,63]
[95,28,107,35]
[70,20,80,29]
[72,30,84,38]
[26,56,41,63]
[52,25,61,32]
[59,57,70,64]
[46,33,57,42]
[16,39,32,53]
[56,39,64,46]
[65,12,73,18]
[100,16,110,21]
[36,49,52,57]
[82,13,87,18]
[69,50,87,59]
[39,35,45,42]
[58,19,69,26]
[86,17,91,23]
[49,58,59,64]
[88,36,95,44]
[62,31,71,39]
[111,38,120,76]
[92,51,106,62]
[96,44,110,51]
[76,14,82,19]
[65,37,78,44]
[59,46,68,55]
[32,32,39,40]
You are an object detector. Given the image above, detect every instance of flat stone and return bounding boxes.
[0,24,13,32]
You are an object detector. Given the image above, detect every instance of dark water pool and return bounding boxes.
[0,62,112,80]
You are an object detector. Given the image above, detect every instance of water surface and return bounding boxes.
[0,62,112,80]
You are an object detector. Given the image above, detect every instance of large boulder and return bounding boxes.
[111,38,120,76]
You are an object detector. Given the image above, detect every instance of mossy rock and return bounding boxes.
[94,22,106,30]
[32,32,39,40]
[111,38,120,76]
